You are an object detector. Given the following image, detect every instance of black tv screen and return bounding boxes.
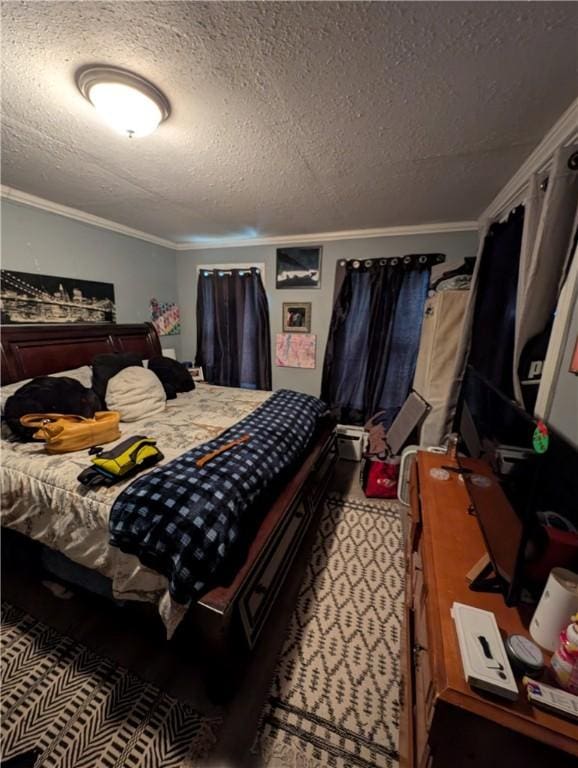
[458,366,578,603]
[459,366,578,529]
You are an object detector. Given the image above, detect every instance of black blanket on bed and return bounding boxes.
[108,389,327,602]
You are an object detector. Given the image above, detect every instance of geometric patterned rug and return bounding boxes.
[253,493,405,768]
[0,603,221,768]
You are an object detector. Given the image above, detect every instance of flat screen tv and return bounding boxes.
[457,366,578,604]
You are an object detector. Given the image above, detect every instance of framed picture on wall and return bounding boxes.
[282,302,311,333]
[276,247,321,289]
[0,269,116,324]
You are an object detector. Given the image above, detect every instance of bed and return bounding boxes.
[1,323,337,669]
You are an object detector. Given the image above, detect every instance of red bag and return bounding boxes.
[363,457,400,499]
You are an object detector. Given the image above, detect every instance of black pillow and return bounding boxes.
[147,356,195,400]
[92,353,143,407]
[4,376,101,440]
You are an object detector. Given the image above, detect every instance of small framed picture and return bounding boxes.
[276,247,321,288]
[283,302,312,333]
[190,366,204,382]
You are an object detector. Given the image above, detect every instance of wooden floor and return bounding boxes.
[1,459,363,767]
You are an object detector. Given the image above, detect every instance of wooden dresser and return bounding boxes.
[399,451,578,768]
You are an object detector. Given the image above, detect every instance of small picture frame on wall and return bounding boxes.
[276,247,322,289]
[283,302,312,333]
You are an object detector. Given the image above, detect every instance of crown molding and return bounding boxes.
[480,97,578,224]
[172,220,479,251]
[1,184,478,251]
[0,185,176,249]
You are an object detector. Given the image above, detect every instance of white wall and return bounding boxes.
[549,296,578,446]
[177,230,479,396]
[1,199,180,355]
[537,244,578,447]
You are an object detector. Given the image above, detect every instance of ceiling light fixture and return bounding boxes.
[77,66,170,138]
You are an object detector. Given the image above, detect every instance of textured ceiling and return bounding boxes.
[1,1,577,243]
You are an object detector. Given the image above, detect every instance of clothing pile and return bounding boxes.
[1,354,194,482]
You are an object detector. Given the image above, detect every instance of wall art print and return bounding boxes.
[282,301,312,333]
[275,333,316,369]
[0,270,115,324]
[276,247,321,288]
[150,298,181,336]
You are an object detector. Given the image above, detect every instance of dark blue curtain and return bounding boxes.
[468,206,525,400]
[321,255,439,426]
[196,267,271,390]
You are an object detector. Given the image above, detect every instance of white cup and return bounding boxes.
[530,568,578,652]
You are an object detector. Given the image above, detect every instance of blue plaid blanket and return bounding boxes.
[109,389,327,603]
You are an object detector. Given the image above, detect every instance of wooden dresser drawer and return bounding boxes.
[239,496,311,647]
[408,461,422,555]
[412,545,435,765]
[307,433,337,512]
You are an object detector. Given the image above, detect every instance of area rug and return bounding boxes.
[254,493,405,768]
[0,603,221,768]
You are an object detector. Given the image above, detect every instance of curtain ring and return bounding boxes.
[391,258,399,266]
[403,256,412,265]
[352,260,360,269]
[364,260,372,268]
[568,151,578,171]
[418,255,428,264]
[340,260,346,266]
[379,259,387,266]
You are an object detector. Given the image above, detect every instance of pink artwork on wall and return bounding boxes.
[275,333,316,369]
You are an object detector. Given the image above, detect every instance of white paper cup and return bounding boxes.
[530,568,578,652]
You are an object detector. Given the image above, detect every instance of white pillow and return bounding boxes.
[106,366,166,422]
[0,365,93,415]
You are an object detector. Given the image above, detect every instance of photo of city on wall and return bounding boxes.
[276,247,321,288]
[0,270,116,324]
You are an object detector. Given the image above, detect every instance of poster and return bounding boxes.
[275,333,316,369]
[0,270,115,324]
[150,298,181,336]
[276,247,321,288]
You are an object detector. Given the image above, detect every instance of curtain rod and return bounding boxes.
[338,253,446,269]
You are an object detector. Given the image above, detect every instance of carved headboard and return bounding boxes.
[0,323,162,385]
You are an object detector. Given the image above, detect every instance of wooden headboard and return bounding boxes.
[0,323,162,384]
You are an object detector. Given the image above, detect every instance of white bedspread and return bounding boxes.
[1,384,271,636]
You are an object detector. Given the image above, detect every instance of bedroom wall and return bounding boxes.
[176,229,479,397]
[0,199,180,355]
[547,277,578,448]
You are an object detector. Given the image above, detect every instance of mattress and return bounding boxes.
[0,384,271,637]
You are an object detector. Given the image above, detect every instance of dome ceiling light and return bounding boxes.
[76,66,170,138]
